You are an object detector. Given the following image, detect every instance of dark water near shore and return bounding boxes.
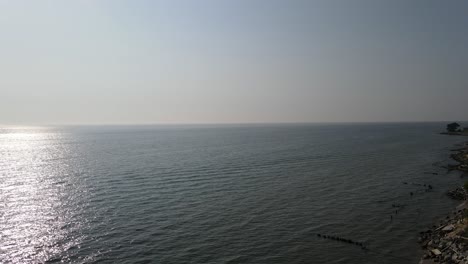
[1,123,466,264]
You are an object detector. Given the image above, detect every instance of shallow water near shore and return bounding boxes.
[0,123,466,263]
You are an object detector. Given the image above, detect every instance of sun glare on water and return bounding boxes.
[0,128,87,263]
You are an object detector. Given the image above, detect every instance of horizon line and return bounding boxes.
[1,120,466,128]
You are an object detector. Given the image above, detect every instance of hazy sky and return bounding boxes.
[1,0,467,125]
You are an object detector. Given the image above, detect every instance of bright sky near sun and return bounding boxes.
[1,0,467,125]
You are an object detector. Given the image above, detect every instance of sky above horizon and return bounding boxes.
[1,0,467,125]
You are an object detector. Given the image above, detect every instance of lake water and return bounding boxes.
[0,123,465,263]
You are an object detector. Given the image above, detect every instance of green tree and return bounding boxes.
[447,122,461,132]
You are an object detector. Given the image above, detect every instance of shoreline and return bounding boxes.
[440,132,468,137]
[418,140,468,264]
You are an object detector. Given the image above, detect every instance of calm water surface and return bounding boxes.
[0,123,465,263]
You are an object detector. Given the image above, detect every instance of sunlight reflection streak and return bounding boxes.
[0,128,87,263]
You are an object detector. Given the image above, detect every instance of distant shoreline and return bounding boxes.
[440,132,468,136]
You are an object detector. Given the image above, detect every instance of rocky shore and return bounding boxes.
[418,141,468,264]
